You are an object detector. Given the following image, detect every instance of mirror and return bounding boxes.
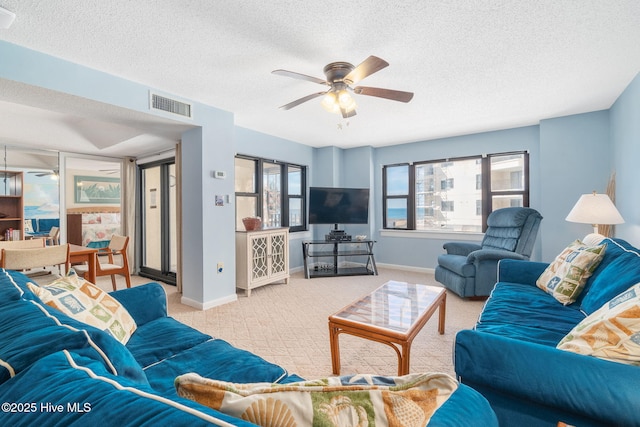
[64,156,122,247]
[0,145,123,246]
[0,145,60,240]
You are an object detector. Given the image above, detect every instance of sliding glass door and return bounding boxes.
[139,159,176,285]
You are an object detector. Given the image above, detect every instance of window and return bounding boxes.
[383,151,529,232]
[287,165,303,227]
[416,157,481,231]
[383,164,410,229]
[441,201,454,211]
[235,157,258,230]
[263,162,281,228]
[440,178,454,190]
[235,155,306,232]
[488,153,528,213]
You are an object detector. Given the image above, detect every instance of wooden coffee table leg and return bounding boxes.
[438,292,446,334]
[329,322,341,375]
[399,341,410,376]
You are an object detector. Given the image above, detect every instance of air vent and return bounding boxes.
[150,93,192,118]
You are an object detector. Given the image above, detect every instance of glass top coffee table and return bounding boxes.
[328,280,446,376]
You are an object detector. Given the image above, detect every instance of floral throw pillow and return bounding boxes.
[557,282,640,365]
[27,273,136,344]
[176,372,458,427]
[536,240,607,305]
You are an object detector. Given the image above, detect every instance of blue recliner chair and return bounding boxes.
[434,207,543,298]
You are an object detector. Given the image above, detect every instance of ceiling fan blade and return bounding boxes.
[272,69,328,85]
[354,86,414,103]
[28,171,52,176]
[279,92,327,110]
[344,56,389,85]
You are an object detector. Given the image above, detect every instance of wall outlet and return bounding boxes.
[217,262,224,273]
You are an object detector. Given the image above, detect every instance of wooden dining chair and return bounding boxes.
[0,243,70,276]
[0,238,46,250]
[45,226,60,245]
[74,235,131,291]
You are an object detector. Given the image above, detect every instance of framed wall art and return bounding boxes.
[74,176,121,204]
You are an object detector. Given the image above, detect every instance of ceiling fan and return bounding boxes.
[28,169,59,178]
[272,55,414,118]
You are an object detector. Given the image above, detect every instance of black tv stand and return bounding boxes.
[302,239,377,279]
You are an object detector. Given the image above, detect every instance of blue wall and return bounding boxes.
[312,146,343,187]
[2,38,638,304]
[0,40,239,308]
[371,126,542,268]
[235,127,315,268]
[538,111,611,258]
[232,74,638,282]
[336,146,375,240]
[181,109,236,307]
[298,77,638,269]
[0,40,148,112]
[235,127,315,165]
[283,96,635,270]
[610,73,640,246]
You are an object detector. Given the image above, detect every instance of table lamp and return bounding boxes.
[565,191,624,234]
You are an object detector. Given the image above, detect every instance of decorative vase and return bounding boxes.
[242,216,262,231]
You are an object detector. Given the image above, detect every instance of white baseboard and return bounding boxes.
[375,263,435,274]
[183,263,434,310]
[181,293,238,310]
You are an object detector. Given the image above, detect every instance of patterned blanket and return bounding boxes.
[175,372,458,427]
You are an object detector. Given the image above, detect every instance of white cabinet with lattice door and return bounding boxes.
[236,227,289,297]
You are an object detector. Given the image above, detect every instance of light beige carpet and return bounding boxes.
[146,268,486,380]
[70,268,485,379]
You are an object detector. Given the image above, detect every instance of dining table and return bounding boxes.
[68,244,98,284]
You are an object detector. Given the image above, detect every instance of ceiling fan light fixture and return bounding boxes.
[338,90,356,112]
[321,89,356,115]
[321,91,338,113]
[321,91,348,114]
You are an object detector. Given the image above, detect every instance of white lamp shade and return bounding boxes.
[565,193,624,225]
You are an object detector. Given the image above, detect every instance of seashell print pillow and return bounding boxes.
[175,372,458,427]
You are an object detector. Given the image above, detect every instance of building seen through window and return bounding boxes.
[235,155,306,232]
[384,152,528,232]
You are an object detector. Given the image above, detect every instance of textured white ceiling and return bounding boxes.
[0,0,639,157]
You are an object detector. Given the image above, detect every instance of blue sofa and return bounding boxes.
[0,269,497,426]
[25,218,59,238]
[454,237,640,427]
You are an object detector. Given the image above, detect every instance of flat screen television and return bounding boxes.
[309,187,370,225]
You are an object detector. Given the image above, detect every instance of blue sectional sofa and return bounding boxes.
[25,218,59,238]
[454,237,640,427]
[0,269,497,426]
